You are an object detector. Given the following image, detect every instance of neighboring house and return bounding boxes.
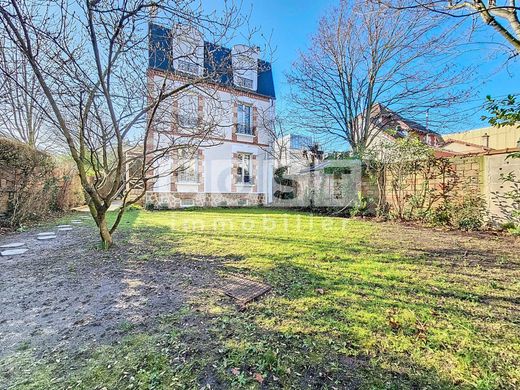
[368,103,444,151]
[447,125,520,150]
[441,139,492,154]
[145,23,276,208]
[273,134,323,174]
[271,158,362,208]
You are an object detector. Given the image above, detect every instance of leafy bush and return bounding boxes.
[350,191,369,217]
[0,138,55,227]
[145,202,155,211]
[451,195,487,231]
[157,202,169,210]
[0,138,84,228]
[426,203,452,226]
[425,195,487,230]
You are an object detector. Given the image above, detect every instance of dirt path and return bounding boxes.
[0,225,221,358]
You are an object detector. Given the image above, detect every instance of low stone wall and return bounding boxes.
[145,192,265,209]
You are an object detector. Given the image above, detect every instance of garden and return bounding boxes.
[1,208,518,389]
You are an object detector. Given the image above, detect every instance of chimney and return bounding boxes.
[482,133,490,148]
[150,4,158,20]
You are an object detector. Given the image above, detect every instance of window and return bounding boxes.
[235,76,253,89]
[178,149,199,183]
[178,94,198,128]
[236,153,252,184]
[178,59,199,75]
[237,104,252,135]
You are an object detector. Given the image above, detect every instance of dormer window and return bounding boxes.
[232,44,258,91]
[178,59,199,75]
[172,24,204,77]
[235,75,253,90]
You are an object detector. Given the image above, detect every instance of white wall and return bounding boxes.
[150,74,275,198]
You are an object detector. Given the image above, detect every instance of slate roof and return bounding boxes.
[149,23,275,99]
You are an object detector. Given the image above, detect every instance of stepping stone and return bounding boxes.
[1,248,28,256]
[71,220,82,224]
[37,235,56,241]
[37,232,55,236]
[57,225,72,228]
[58,227,72,231]
[0,242,25,249]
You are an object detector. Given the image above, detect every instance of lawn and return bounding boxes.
[1,208,519,389]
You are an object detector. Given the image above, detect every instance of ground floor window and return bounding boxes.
[237,153,252,184]
[178,149,199,183]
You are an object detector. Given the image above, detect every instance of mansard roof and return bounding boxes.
[149,23,276,99]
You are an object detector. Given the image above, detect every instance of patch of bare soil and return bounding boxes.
[375,221,520,270]
[0,225,222,358]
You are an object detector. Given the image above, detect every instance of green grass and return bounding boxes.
[2,208,519,389]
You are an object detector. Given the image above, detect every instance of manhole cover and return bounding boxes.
[222,276,271,306]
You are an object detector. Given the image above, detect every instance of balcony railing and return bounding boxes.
[178,114,199,128]
[178,60,199,75]
[235,76,253,89]
[237,124,254,135]
[236,176,254,185]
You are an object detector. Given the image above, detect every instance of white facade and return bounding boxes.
[147,74,275,207]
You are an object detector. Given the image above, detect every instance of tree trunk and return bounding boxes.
[96,211,113,249]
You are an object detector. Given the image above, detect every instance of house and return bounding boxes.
[368,103,444,151]
[144,23,276,208]
[273,134,323,174]
[446,125,520,150]
[440,138,492,154]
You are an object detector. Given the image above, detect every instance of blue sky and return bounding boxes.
[205,0,519,135]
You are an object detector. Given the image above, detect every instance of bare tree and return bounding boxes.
[0,38,54,149]
[287,0,471,156]
[384,0,520,55]
[0,0,256,247]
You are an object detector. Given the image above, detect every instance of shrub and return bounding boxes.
[0,139,84,228]
[0,138,56,228]
[426,203,452,227]
[426,195,487,230]
[452,195,487,231]
[350,191,369,217]
[157,202,170,210]
[145,202,155,211]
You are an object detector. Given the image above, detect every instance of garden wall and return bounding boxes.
[369,149,519,224]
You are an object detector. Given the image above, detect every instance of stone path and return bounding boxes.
[0,242,25,248]
[1,214,92,257]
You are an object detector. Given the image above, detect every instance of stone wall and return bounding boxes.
[376,156,484,215]
[365,152,519,222]
[145,191,265,209]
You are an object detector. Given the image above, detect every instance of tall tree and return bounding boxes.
[0,0,254,247]
[391,0,520,55]
[0,38,53,149]
[287,0,470,155]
